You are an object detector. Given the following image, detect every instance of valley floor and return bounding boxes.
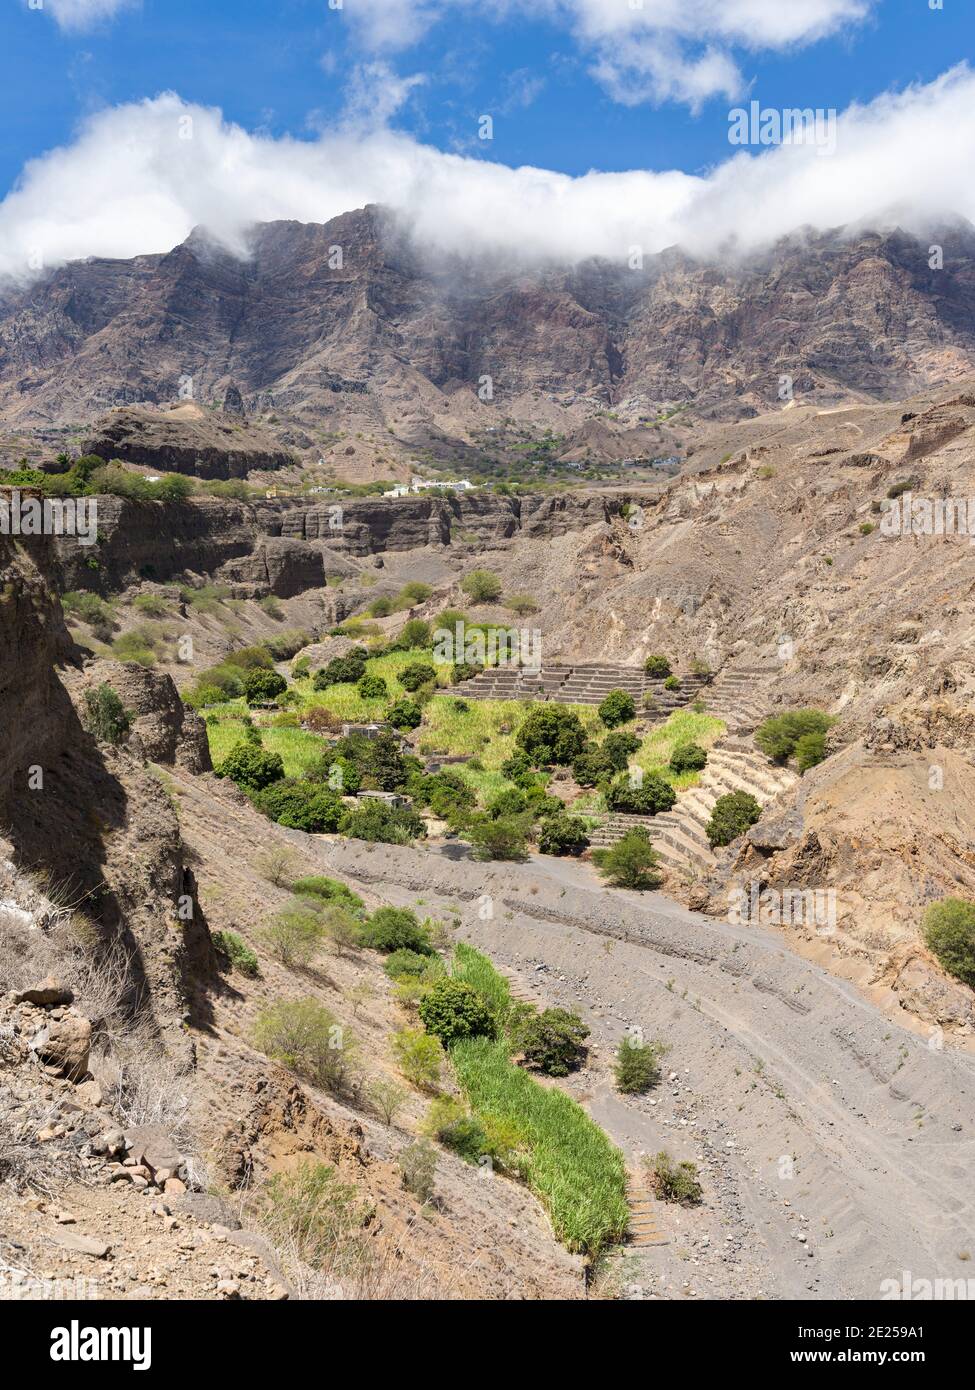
[288,833,975,1300]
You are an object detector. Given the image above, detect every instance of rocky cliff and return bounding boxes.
[3,208,975,454]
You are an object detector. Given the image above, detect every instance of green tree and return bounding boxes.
[795,730,828,772]
[606,772,676,816]
[755,709,834,764]
[467,812,532,862]
[538,815,590,857]
[603,730,641,770]
[398,662,437,692]
[923,898,975,987]
[511,1006,589,1076]
[361,907,433,954]
[598,689,636,728]
[516,704,588,765]
[669,742,708,773]
[356,673,387,699]
[215,742,285,794]
[706,791,761,847]
[254,780,344,831]
[644,655,672,678]
[594,828,663,890]
[385,698,422,730]
[419,977,496,1046]
[340,799,426,845]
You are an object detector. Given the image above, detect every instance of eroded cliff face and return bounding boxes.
[0,531,213,1041]
[51,489,628,592]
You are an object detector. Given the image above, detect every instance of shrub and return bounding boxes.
[516,705,588,766]
[254,779,344,832]
[397,1140,437,1201]
[644,655,672,678]
[340,799,426,845]
[291,876,364,913]
[486,786,527,818]
[572,747,613,786]
[663,675,680,692]
[598,689,636,728]
[511,1006,589,1076]
[255,845,302,887]
[421,770,477,823]
[253,999,356,1094]
[669,741,708,773]
[385,698,422,730]
[301,705,341,734]
[923,898,975,987]
[647,1150,702,1205]
[614,1035,662,1094]
[63,590,117,640]
[320,905,363,957]
[384,948,443,981]
[83,683,131,745]
[505,594,539,615]
[603,730,641,770]
[361,907,433,955]
[468,812,531,862]
[419,977,497,1047]
[368,1079,408,1126]
[212,930,259,977]
[313,649,368,688]
[795,730,828,772]
[399,618,431,648]
[706,790,761,847]
[399,580,432,605]
[262,1160,367,1269]
[755,709,834,764]
[261,904,326,967]
[593,828,662,890]
[393,1028,444,1090]
[356,673,387,699]
[215,742,285,794]
[243,669,287,705]
[451,661,482,684]
[538,815,590,857]
[605,772,676,816]
[461,569,502,603]
[398,662,437,693]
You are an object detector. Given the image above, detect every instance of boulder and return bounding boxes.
[15,977,74,1007]
[123,1123,184,1175]
[30,1011,91,1080]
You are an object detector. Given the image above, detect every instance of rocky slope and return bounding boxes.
[3,209,975,475]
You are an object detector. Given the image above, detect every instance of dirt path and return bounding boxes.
[295,834,975,1300]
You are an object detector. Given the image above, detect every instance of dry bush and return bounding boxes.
[255,845,305,888]
[93,1019,199,1157]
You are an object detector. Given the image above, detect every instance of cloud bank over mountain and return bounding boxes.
[1,63,972,281]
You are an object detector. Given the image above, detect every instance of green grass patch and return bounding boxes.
[632,709,726,791]
[293,647,446,722]
[449,945,627,1254]
[204,707,327,777]
[451,1035,628,1253]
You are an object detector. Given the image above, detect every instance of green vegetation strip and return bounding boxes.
[450,944,628,1254]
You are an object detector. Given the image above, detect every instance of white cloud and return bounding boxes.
[37,0,137,31]
[341,0,875,108]
[1,66,973,282]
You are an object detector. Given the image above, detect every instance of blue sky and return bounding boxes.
[1,1,973,279]
[2,0,970,197]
